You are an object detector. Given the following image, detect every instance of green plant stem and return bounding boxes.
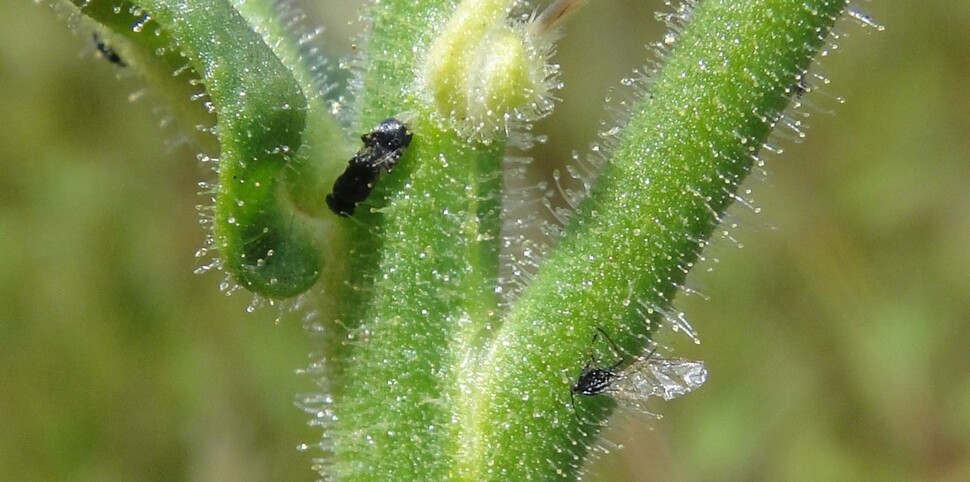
[230,0,354,219]
[73,0,217,151]
[327,0,507,478]
[140,0,320,299]
[461,0,847,479]
[62,0,848,479]
[331,0,845,479]
[79,0,343,298]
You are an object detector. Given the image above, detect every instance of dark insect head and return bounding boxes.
[361,118,413,156]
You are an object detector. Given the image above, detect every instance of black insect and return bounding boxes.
[570,328,657,417]
[326,118,413,216]
[92,33,126,67]
[571,328,625,403]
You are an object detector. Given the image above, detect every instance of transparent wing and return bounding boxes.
[608,356,708,403]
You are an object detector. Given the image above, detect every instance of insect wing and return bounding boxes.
[608,356,708,404]
[647,356,708,400]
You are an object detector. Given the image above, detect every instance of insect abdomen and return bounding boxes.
[325,162,380,216]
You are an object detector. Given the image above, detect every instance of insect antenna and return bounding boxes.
[594,326,625,371]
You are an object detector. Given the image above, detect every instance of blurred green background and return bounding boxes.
[2,0,968,481]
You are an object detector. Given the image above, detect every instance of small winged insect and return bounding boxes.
[326,118,413,216]
[92,33,126,68]
[570,328,708,418]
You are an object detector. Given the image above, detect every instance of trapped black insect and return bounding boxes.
[570,328,628,411]
[569,327,707,419]
[326,118,413,216]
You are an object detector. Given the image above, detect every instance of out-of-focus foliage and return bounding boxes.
[0,2,316,480]
[1,0,968,481]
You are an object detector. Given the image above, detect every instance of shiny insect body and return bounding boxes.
[326,118,412,216]
[570,328,643,411]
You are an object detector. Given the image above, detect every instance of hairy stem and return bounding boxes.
[59,0,849,479]
[327,0,507,478]
[463,0,847,479]
[74,0,348,298]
